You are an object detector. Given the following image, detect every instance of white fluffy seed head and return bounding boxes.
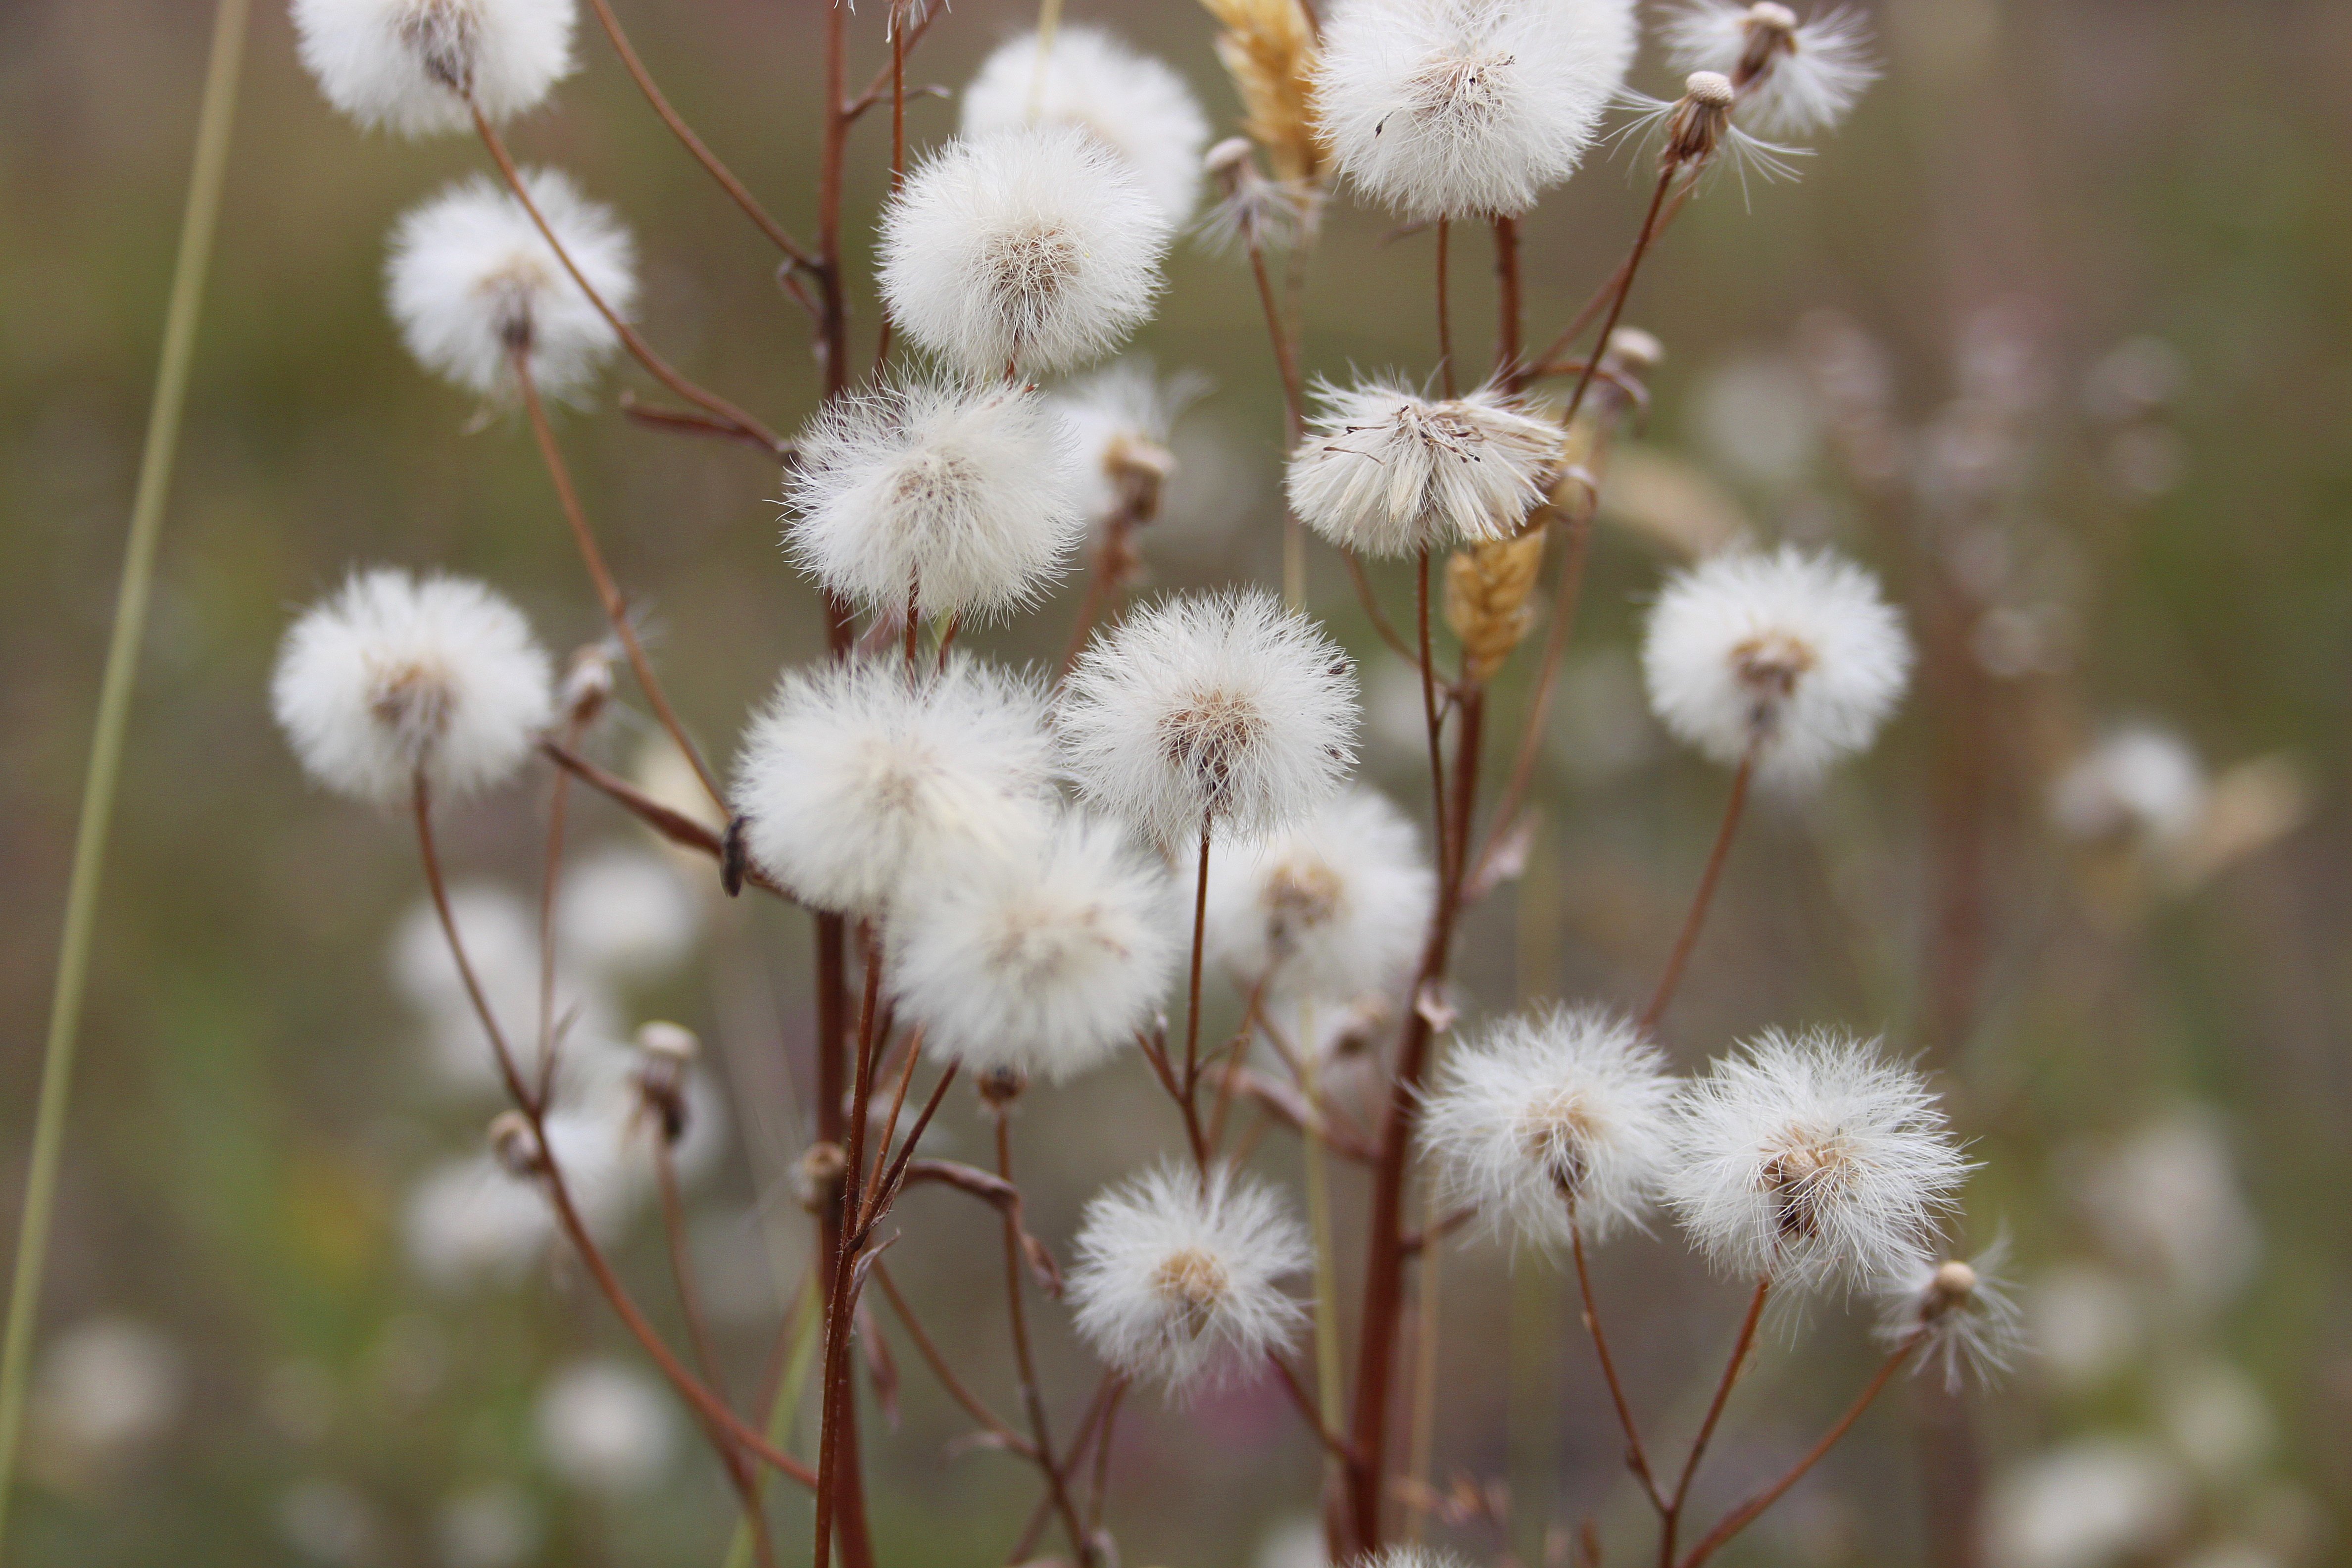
[2051,726,2208,846]
[1205,787,1433,1003]
[293,0,576,137]
[1640,545,1912,787]
[961,27,1211,227]
[878,126,1173,379]
[386,170,634,401]
[1877,1237,2022,1391]
[1287,380,1564,557]
[888,810,1179,1083]
[1665,1029,1973,1292]
[1059,591,1360,847]
[273,568,553,805]
[1315,0,1637,219]
[730,657,1056,917]
[1068,1163,1310,1395]
[1661,1,1878,140]
[1051,359,1204,522]
[1420,1006,1678,1247]
[784,380,1085,622]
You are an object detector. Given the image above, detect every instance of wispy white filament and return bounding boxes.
[1877,1239,2022,1391]
[961,26,1211,226]
[1661,2,1878,140]
[1316,0,1637,219]
[386,170,634,401]
[784,380,1085,622]
[294,0,577,137]
[878,126,1172,379]
[1205,787,1432,1002]
[1287,380,1562,557]
[273,567,553,805]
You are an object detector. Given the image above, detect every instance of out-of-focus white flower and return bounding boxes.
[2026,1264,2140,1392]
[279,1478,380,1566]
[402,1154,556,1288]
[1286,381,1562,557]
[535,1360,676,1492]
[961,26,1210,226]
[888,811,1179,1083]
[30,1318,184,1462]
[555,846,701,985]
[273,568,553,806]
[2080,1111,2258,1315]
[732,657,1056,916]
[878,126,1172,379]
[1640,545,1911,787]
[386,170,633,402]
[387,883,621,1093]
[1876,1240,2022,1390]
[1060,591,1358,847]
[2160,1361,2273,1482]
[1254,1514,1330,1568]
[1984,1439,2185,1568]
[1315,0,1636,219]
[1660,1,1877,140]
[784,380,1084,623]
[1421,1006,1677,1246]
[2051,726,2208,846]
[1069,1164,1310,1395]
[1052,358,1205,522]
[1666,1029,1970,1290]
[293,0,576,137]
[436,1485,542,1568]
[1206,788,1432,1002]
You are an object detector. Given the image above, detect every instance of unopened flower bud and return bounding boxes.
[1926,1259,1980,1314]
[561,644,615,727]
[1206,136,1257,182]
[797,1141,848,1212]
[488,1110,544,1178]
[977,1065,1029,1110]
[1665,72,1737,168]
[1603,327,1665,376]
[635,1020,699,1065]
[632,1022,696,1145]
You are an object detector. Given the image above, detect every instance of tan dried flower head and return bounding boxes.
[1201,0,1326,187]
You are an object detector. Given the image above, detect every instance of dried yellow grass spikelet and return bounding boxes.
[1445,529,1548,684]
[1200,0,1324,188]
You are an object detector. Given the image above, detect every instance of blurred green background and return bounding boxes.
[2,0,2348,1564]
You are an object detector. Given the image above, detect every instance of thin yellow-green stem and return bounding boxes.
[721,1267,824,1568]
[0,0,248,1548]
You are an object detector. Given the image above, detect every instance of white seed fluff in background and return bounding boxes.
[1068,1164,1311,1395]
[1876,1239,2022,1391]
[2050,726,2209,846]
[1420,1006,1678,1247]
[878,126,1172,380]
[784,380,1084,623]
[1315,0,1637,220]
[961,26,1212,227]
[1205,787,1433,1003]
[1059,591,1359,847]
[731,657,1055,916]
[1640,544,1912,787]
[1665,1029,1972,1291]
[273,568,553,806]
[1661,1,1878,140]
[386,170,634,401]
[293,0,577,137]
[1287,380,1563,557]
[888,811,1179,1083]
[1052,359,1205,522]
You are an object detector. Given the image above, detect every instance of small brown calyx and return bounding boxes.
[977,1065,1029,1110]
[1104,432,1176,522]
[633,1022,698,1144]
[488,1110,545,1178]
[1759,1130,1856,1241]
[986,223,1084,310]
[1160,688,1266,807]
[1152,1247,1231,1338]
[1666,72,1737,168]
[1518,1086,1595,1198]
[1205,136,1257,184]
[1738,4,1801,87]
[368,659,457,759]
[1732,629,1818,706]
[796,1141,849,1211]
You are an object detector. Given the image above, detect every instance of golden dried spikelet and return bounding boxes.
[1200,0,1324,187]
[1445,529,1548,684]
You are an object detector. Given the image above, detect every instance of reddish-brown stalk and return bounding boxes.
[1416,550,1451,883]
[1639,748,1757,1032]
[993,1113,1094,1565]
[531,712,586,1108]
[1568,1211,1664,1512]
[814,939,885,1568]
[1658,1277,1771,1568]
[1560,168,1678,433]
[512,350,724,805]
[1515,182,1695,397]
[1182,826,1214,1102]
[1492,213,1521,380]
[1434,218,1457,397]
[870,1260,1036,1457]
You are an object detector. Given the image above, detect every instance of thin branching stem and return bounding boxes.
[1560,168,1679,432]
[1640,748,1756,1032]
[1659,1277,1771,1568]
[994,1114,1093,1566]
[1568,1210,1665,1512]
[1434,218,1456,397]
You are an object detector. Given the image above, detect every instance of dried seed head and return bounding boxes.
[1878,1241,2020,1388]
[560,643,614,726]
[294,0,578,138]
[796,1141,848,1211]
[977,1065,1029,1108]
[1758,1127,1859,1241]
[635,1020,698,1065]
[1201,0,1325,188]
[1444,530,1548,684]
[489,1110,545,1177]
[1151,1247,1233,1337]
[1665,71,1737,167]
[1929,1258,1980,1309]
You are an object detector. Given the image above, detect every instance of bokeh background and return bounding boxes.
[3,0,2349,1564]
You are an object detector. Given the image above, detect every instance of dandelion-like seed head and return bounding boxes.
[1878,1240,2022,1390]
[386,170,634,402]
[1315,0,1637,220]
[294,0,577,137]
[730,656,1056,917]
[1641,544,1912,787]
[887,811,1179,1084]
[1665,1029,1973,1291]
[1288,381,1563,559]
[1059,591,1360,847]
[1200,137,1310,255]
[961,26,1211,226]
[1068,1165,1310,1395]
[1661,0,1879,140]
[273,568,553,806]
[879,126,1172,379]
[1051,360,1203,523]
[1206,787,1433,1002]
[785,380,1085,623]
[1420,1006,1678,1246]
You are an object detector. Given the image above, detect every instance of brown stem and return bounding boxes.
[1009,1374,1119,1565]
[1560,169,1677,433]
[582,0,811,264]
[1083,1375,1127,1539]
[1181,826,1213,1104]
[1417,550,1450,883]
[871,1260,1036,1458]
[855,1064,961,1243]
[815,938,886,1568]
[1434,218,1456,397]
[1248,234,1306,449]
[1470,507,1594,889]
[474,109,784,453]
[1639,749,1756,1032]
[995,1115,1092,1566]
[1271,1354,1357,1465]
[1568,1210,1664,1513]
[856,1028,924,1231]
[619,391,789,454]
[532,714,584,1108]
[1492,213,1521,381]
[870,11,908,379]
[843,7,944,120]
[1346,550,1421,669]
[1660,1277,1771,1568]
[536,738,796,900]
[513,350,724,806]
[1516,183,1694,397]
[1677,1330,1924,1568]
